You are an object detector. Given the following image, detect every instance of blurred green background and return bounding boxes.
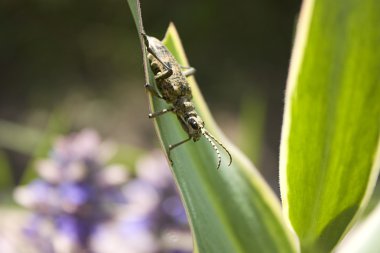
[0,0,301,190]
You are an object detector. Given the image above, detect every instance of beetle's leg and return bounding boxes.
[147,54,173,80]
[145,83,163,99]
[148,107,174,118]
[167,136,192,165]
[146,49,173,80]
[181,66,196,77]
[155,66,173,80]
[141,33,173,79]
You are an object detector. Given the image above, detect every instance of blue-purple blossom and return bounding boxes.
[14,130,192,253]
[15,129,128,252]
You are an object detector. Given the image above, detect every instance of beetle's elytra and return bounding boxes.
[142,33,232,169]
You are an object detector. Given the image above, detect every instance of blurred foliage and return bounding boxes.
[238,91,266,167]
[0,0,301,183]
[0,120,43,155]
[0,0,300,106]
[0,117,144,186]
[0,0,140,108]
[0,151,13,190]
[21,113,70,184]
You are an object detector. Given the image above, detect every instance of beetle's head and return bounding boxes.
[187,116,204,140]
[185,115,232,169]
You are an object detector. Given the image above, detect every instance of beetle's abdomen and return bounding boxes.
[146,36,192,103]
[157,77,191,103]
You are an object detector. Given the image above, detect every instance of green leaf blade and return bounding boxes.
[280,0,380,252]
[127,1,297,252]
[157,24,297,253]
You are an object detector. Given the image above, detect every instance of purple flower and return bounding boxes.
[90,150,193,253]
[122,150,192,252]
[14,130,192,253]
[14,129,128,253]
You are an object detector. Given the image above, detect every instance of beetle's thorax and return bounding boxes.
[172,97,192,114]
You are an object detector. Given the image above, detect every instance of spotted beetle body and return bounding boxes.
[142,33,231,169]
[145,36,192,103]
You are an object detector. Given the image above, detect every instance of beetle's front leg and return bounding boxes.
[148,107,174,118]
[155,63,173,80]
[167,136,192,165]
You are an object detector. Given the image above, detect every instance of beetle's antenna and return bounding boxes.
[202,130,222,169]
[204,130,232,167]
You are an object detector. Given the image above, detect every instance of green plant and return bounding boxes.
[127,0,380,252]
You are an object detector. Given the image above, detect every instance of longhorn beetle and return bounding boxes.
[142,33,232,169]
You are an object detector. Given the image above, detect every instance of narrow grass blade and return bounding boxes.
[280,0,380,252]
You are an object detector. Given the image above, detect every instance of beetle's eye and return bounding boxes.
[188,118,199,130]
